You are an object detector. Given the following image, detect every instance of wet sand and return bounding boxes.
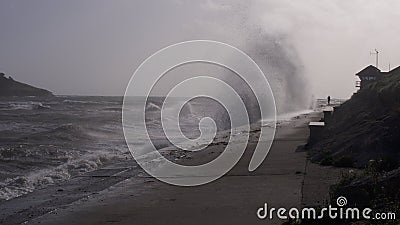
[25,112,326,225]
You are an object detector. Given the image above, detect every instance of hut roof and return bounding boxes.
[356,65,381,77]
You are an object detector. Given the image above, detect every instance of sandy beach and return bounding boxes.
[0,111,343,225]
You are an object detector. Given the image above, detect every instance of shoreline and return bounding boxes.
[0,109,348,225]
[26,111,332,225]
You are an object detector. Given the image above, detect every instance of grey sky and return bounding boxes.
[0,0,399,99]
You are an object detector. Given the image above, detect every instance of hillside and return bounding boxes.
[0,73,53,97]
[309,67,400,169]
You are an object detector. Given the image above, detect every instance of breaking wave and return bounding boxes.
[9,102,50,110]
[0,152,122,200]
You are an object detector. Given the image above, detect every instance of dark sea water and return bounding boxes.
[0,96,230,200]
[0,96,130,200]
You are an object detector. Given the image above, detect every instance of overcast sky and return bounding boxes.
[1,0,399,99]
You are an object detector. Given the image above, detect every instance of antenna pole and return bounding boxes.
[370,49,379,68]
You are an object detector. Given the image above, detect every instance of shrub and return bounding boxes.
[333,156,354,167]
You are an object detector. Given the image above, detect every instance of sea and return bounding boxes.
[0,96,342,201]
[0,95,238,201]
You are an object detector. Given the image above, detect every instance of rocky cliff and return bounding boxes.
[310,67,400,169]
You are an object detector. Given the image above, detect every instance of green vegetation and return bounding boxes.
[309,69,400,168]
[299,69,400,225]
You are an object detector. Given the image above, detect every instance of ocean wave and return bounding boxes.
[9,102,50,110]
[146,102,161,111]
[0,152,123,201]
[103,107,122,111]
[22,124,93,142]
[63,99,99,104]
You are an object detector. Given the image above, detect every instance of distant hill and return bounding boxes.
[0,73,53,97]
[310,67,400,168]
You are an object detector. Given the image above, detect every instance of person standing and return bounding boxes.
[327,96,331,105]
